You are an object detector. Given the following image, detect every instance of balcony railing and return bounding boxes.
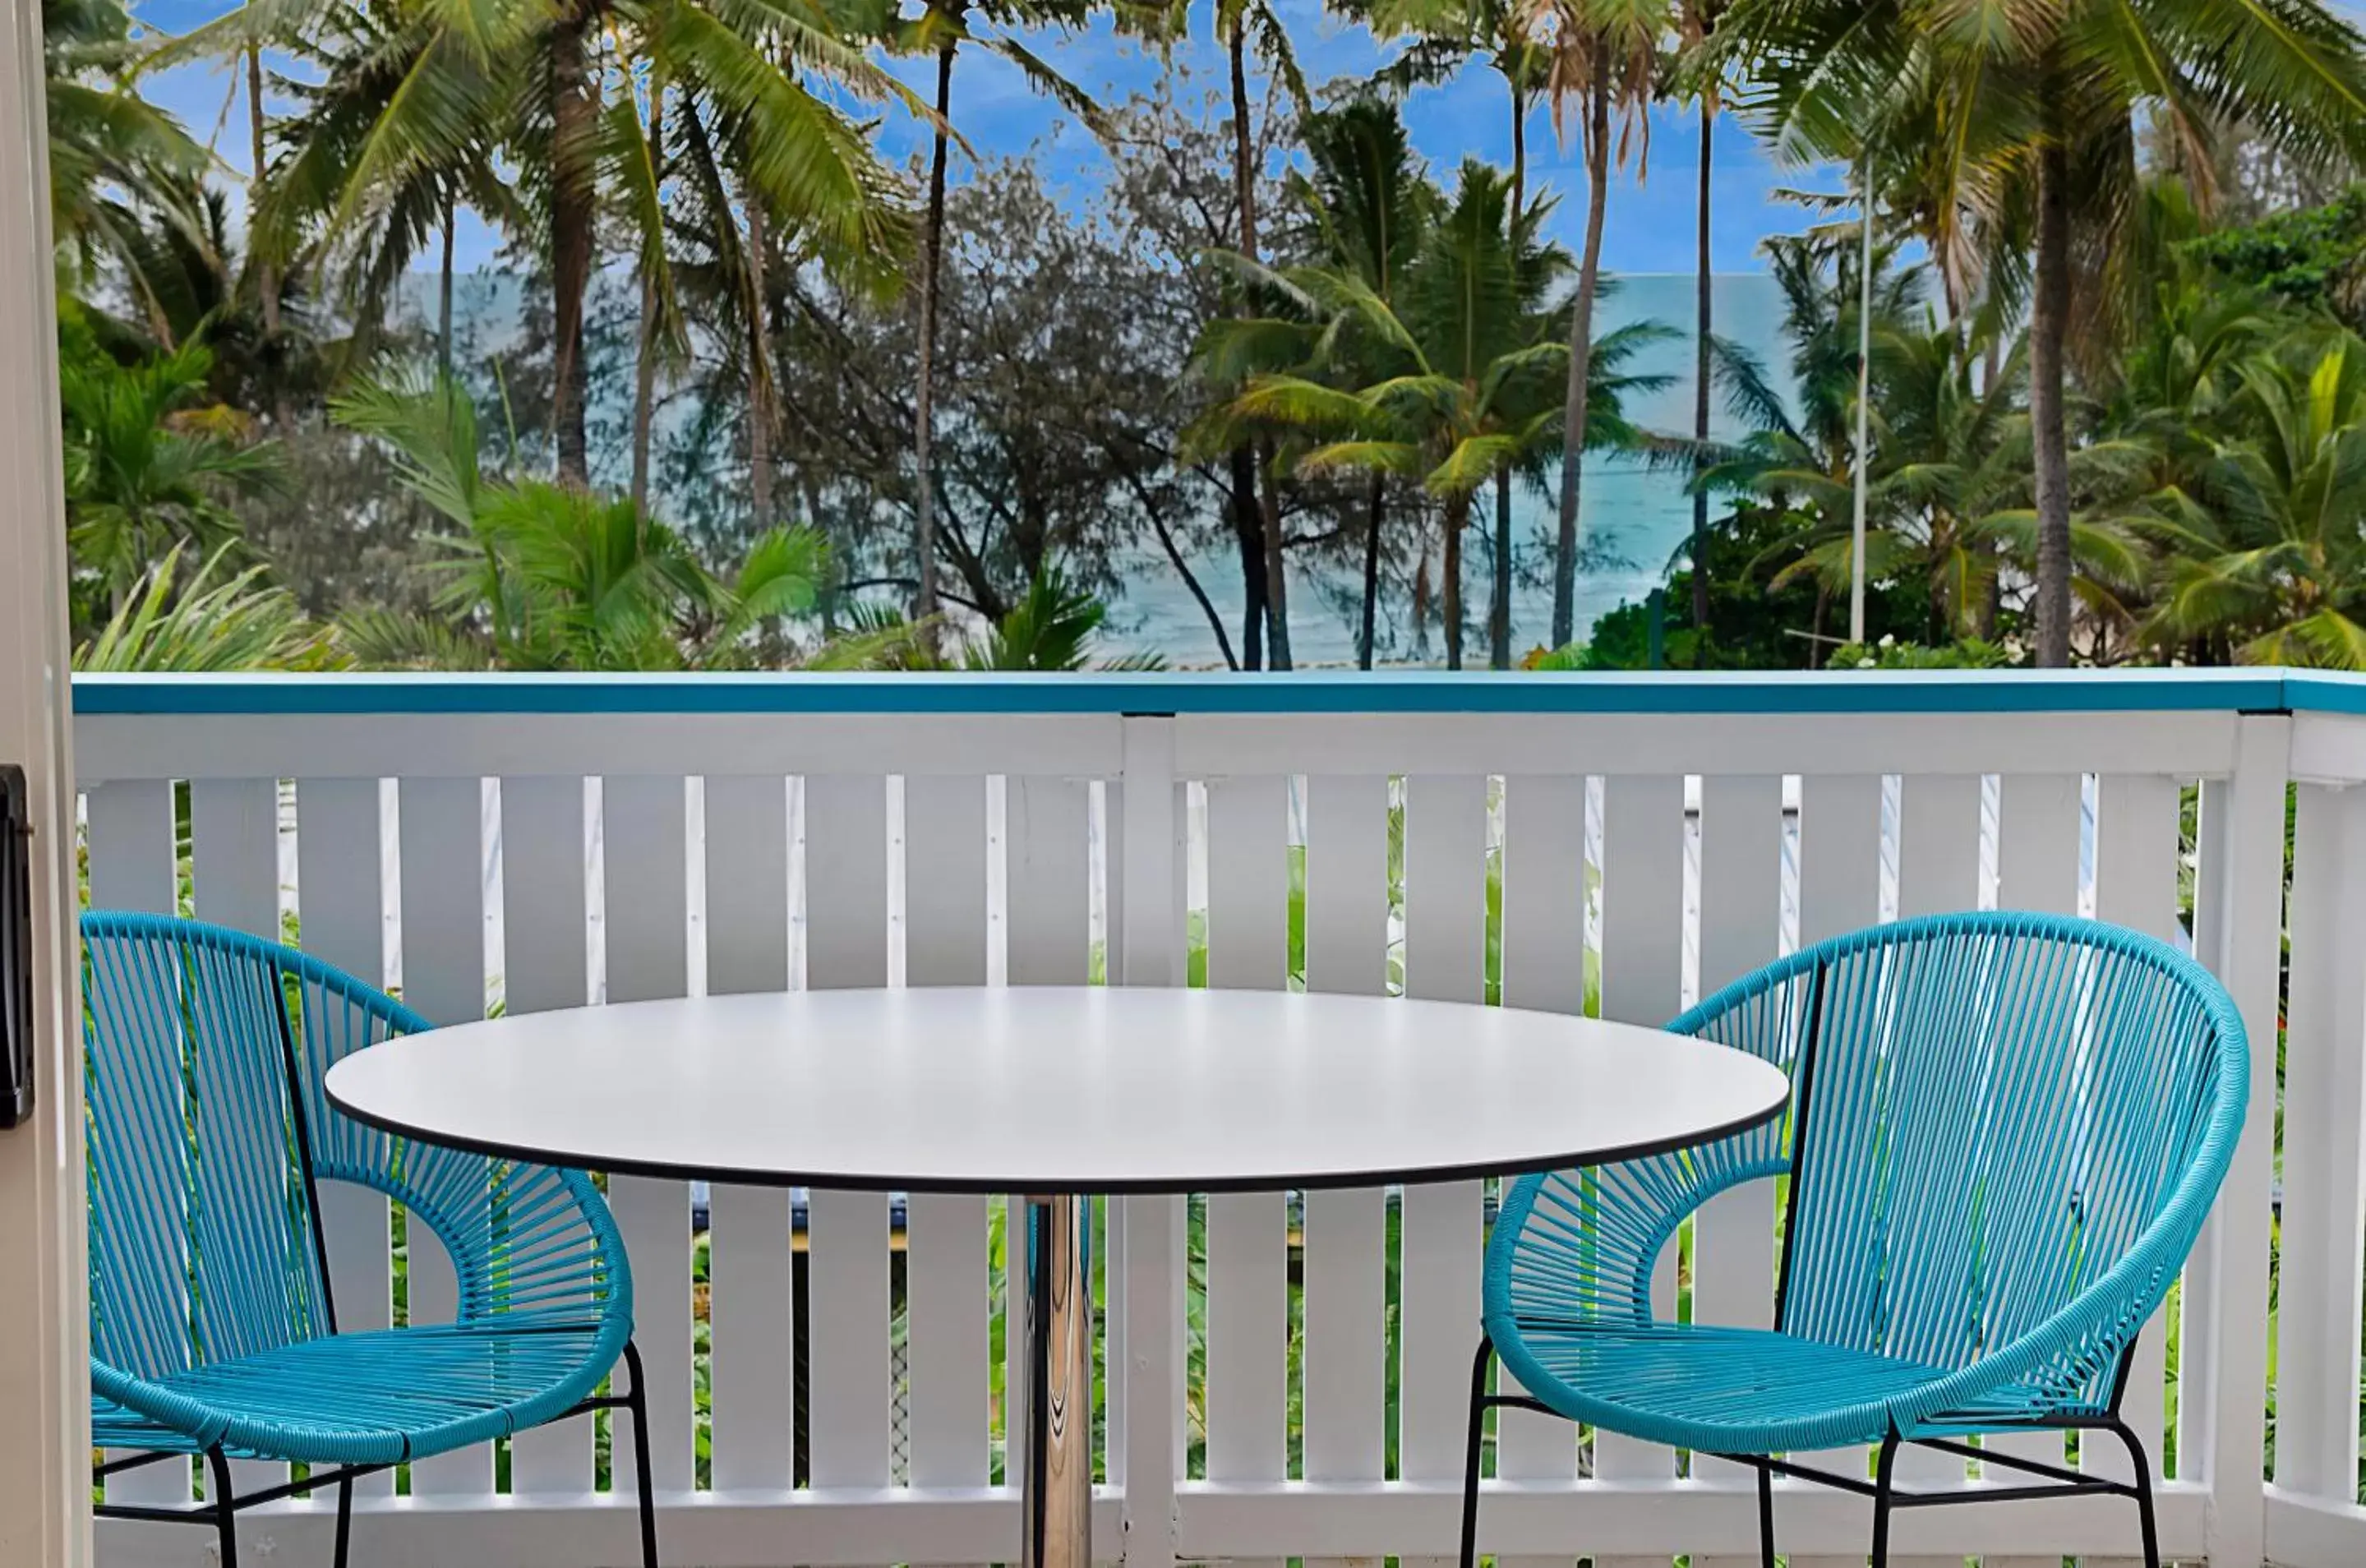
[67,669,2366,1568]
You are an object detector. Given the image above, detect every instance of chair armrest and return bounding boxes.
[1487,1154,1790,1331]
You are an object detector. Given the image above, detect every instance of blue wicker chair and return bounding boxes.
[1463,911,2247,1568]
[82,911,654,1567]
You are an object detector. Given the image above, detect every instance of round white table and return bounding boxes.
[325,986,1789,1568]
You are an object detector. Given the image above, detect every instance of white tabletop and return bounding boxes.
[325,987,1789,1193]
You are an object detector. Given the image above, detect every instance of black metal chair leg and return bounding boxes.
[1868,1435,1899,1568]
[205,1450,237,1567]
[2110,1417,2161,1568]
[624,1340,660,1568]
[1756,1459,1776,1568]
[334,1473,353,1568]
[1459,1335,1492,1568]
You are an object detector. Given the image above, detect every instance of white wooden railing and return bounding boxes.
[65,669,2366,1568]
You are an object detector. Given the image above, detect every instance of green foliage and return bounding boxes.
[1825,634,2016,670]
[2186,186,2366,324]
[74,544,346,671]
[58,307,283,631]
[331,376,856,670]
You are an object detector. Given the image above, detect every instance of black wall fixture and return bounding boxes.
[2,765,31,1129]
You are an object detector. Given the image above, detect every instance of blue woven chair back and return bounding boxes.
[1684,913,2244,1408]
[82,911,624,1385]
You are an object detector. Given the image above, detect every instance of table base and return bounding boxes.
[1022,1193,1091,1568]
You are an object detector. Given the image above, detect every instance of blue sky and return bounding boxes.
[127,0,1836,278]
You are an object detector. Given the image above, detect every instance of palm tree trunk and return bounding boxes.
[1229,446,1267,670]
[247,46,293,433]
[1491,477,1512,668]
[1493,79,1524,671]
[1444,492,1468,670]
[1552,53,1612,650]
[1690,99,1713,640]
[745,191,774,529]
[1362,473,1385,669]
[1230,21,1291,670]
[630,87,664,513]
[2030,136,2073,667]
[548,1,597,486]
[914,40,956,630]
[438,188,457,384]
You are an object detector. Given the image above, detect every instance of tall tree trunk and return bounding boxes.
[1552,54,1612,650]
[438,188,456,384]
[915,39,956,630]
[247,47,292,432]
[1492,78,1524,671]
[548,1,597,486]
[1491,478,1512,668]
[2030,136,2073,667]
[1690,98,1713,639]
[1230,21,1291,669]
[1361,474,1385,669]
[745,191,774,529]
[1229,447,1266,670]
[1443,492,1468,670]
[629,85,664,513]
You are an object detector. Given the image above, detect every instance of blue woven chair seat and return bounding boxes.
[1498,1318,2079,1456]
[91,1313,617,1464]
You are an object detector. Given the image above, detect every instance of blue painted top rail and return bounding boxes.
[67,667,2366,716]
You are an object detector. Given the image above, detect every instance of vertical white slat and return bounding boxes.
[2085,774,2182,1567]
[1202,776,1289,1529]
[85,780,191,1509]
[396,777,488,1496]
[903,774,992,1509]
[703,775,796,1497]
[1493,773,1588,1518]
[499,774,594,1497]
[602,776,694,1498]
[2276,782,2366,1506]
[2193,717,2288,1568]
[1399,772,1487,1566]
[1986,772,2084,1564]
[1117,718,1182,1568]
[1594,772,1685,1543]
[1008,777,1089,987]
[802,775,893,1496]
[1007,774,1092,1484]
[1888,772,1985,1556]
[294,777,395,1500]
[1785,774,1884,1568]
[1690,774,1783,1568]
[1299,773,1389,1543]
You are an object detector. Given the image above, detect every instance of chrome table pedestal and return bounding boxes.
[1022,1192,1093,1568]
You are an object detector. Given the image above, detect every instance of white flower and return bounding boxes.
[1858,656,1878,668]
[1878,634,1896,648]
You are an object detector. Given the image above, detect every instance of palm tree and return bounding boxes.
[1217,0,1308,668]
[1283,99,1433,666]
[2138,331,2366,667]
[1723,0,2366,665]
[1528,0,1666,649]
[1219,164,1598,667]
[1340,0,1547,664]
[45,0,208,334]
[58,327,283,623]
